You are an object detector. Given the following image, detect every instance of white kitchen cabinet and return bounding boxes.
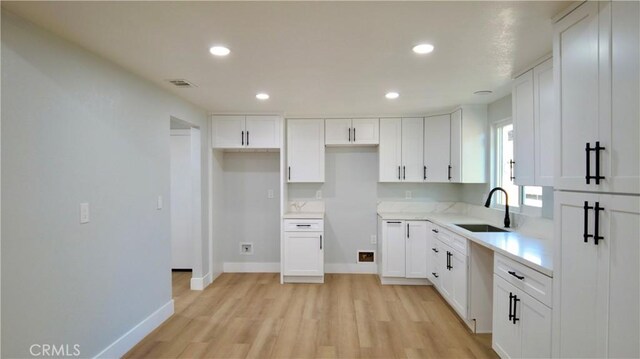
[428,224,441,287]
[432,226,468,319]
[287,119,325,182]
[380,220,406,277]
[448,246,468,318]
[405,221,428,279]
[423,114,451,182]
[553,190,639,358]
[512,70,535,186]
[283,219,324,280]
[212,115,280,149]
[401,118,424,182]
[554,1,639,194]
[325,118,379,145]
[379,118,403,182]
[449,106,487,183]
[493,275,552,359]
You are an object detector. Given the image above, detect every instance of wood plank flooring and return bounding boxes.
[125,272,497,358]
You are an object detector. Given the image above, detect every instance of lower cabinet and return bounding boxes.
[405,221,429,278]
[379,219,428,281]
[283,219,324,281]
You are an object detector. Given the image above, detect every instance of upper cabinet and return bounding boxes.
[211,115,281,149]
[512,58,555,187]
[379,118,423,182]
[424,114,451,182]
[325,118,379,146]
[287,119,325,183]
[449,106,487,183]
[554,1,639,194]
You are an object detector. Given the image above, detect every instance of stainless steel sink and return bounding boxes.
[454,224,508,233]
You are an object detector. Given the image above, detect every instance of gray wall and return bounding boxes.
[221,152,281,263]
[288,147,463,264]
[1,11,209,357]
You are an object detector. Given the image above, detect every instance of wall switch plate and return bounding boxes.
[157,195,163,210]
[240,243,253,255]
[267,189,274,199]
[80,203,90,224]
[405,191,412,199]
[370,235,377,244]
[316,190,322,199]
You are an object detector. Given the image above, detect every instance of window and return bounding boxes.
[492,119,543,212]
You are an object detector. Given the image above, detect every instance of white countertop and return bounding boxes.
[378,212,553,277]
[283,212,325,219]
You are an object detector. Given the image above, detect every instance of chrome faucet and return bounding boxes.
[484,187,511,228]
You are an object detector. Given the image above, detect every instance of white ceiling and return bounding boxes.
[2,1,571,117]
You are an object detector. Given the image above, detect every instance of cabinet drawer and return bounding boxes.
[494,254,552,307]
[431,225,468,255]
[284,219,324,232]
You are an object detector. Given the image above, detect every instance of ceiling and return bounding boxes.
[2,1,571,117]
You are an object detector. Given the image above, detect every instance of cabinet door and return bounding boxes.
[405,221,428,279]
[492,275,521,359]
[284,232,323,276]
[325,118,351,145]
[554,2,601,191]
[450,249,468,318]
[212,115,245,148]
[423,114,451,182]
[512,69,535,186]
[604,1,640,194]
[352,118,379,145]
[554,190,605,358]
[379,118,402,182]
[287,119,325,182]
[520,291,552,359]
[439,246,453,300]
[401,118,424,182]
[382,221,405,277]
[533,58,555,187]
[449,109,462,182]
[245,116,280,149]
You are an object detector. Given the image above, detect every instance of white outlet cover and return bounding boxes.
[80,202,90,224]
[370,235,377,244]
[405,191,412,199]
[316,190,322,199]
[267,189,274,199]
[157,195,163,210]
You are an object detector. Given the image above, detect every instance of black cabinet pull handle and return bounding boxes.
[387,221,401,224]
[247,131,249,146]
[509,292,514,321]
[585,142,606,184]
[348,127,351,142]
[242,131,245,146]
[446,251,452,270]
[398,166,401,180]
[512,295,520,324]
[320,234,322,250]
[432,272,439,278]
[432,229,439,233]
[508,270,525,280]
[594,141,605,185]
[424,166,427,180]
[353,127,356,142]
[288,166,291,181]
[403,166,406,180]
[509,160,515,181]
[432,247,439,253]
[448,165,452,180]
[585,142,591,184]
[407,223,410,238]
[296,224,311,227]
[583,201,594,243]
[594,201,605,245]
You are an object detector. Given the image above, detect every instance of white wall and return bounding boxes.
[170,130,194,269]
[1,11,210,357]
[220,152,281,264]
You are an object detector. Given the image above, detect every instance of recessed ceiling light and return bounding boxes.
[473,90,493,95]
[385,92,400,99]
[209,46,230,56]
[412,43,435,54]
[256,93,270,100]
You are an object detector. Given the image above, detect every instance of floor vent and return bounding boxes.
[358,251,375,263]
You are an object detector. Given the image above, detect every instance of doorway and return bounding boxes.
[170,117,202,287]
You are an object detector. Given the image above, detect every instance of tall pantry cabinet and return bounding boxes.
[553,1,640,358]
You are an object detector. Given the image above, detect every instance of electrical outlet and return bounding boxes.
[370,235,377,244]
[316,190,322,199]
[157,195,163,210]
[240,243,253,255]
[405,191,412,199]
[267,189,274,199]
[80,203,90,224]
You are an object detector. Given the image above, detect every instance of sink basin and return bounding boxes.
[454,224,508,233]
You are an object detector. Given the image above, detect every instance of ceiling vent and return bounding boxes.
[167,79,195,88]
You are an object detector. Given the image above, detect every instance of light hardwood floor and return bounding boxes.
[125,272,497,358]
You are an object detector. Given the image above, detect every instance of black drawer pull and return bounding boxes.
[508,271,524,280]
[594,201,604,245]
[320,234,322,250]
[432,229,439,233]
[512,295,520,324]
[241,131,245,146]
[424,166,427,180]
[432,272,439,278]
[509,160,515,181]
[387,221,401,224]
[353,128,356,142]
[432,247,439,253]
[509,292,514,321]
[296,224,311,227]
[583,201,594,243]
[398,166,401,180]
[348,127,351,142]
[448,165,452,180]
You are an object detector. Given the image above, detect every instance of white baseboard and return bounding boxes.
[379,276,431,286]
[223,262,280,273]
[190,272,213,290]
[94,299,174,358]
[325,263,378,274]
[283,275,324,284]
